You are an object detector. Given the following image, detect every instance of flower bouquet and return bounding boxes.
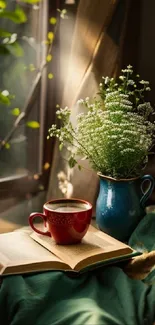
[48,65,155,179]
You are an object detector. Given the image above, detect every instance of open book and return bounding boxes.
[0,226,140,276]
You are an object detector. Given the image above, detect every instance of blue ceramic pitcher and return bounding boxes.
[96,174,154,242]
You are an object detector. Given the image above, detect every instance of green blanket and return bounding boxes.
[0,213,155,325]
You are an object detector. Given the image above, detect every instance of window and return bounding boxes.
[0,0,78,221]
[0,0,48,197]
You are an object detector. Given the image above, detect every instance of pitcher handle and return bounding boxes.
[140,175,154,208]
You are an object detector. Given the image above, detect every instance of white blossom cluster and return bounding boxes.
[48,66,155,178]
[75,97,155,177]
[99,65,153,115]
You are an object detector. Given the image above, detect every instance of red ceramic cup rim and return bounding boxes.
[44,198,92,213]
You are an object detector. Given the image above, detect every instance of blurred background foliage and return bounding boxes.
[0,0,41,176]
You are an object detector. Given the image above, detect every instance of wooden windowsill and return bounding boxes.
[0,219,21,234]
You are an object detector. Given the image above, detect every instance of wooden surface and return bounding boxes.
[62,0,118,108]
[0,218,21,234]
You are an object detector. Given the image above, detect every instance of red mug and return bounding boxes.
[29,198,92,244]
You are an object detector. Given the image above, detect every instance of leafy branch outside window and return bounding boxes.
[0,0,67,151]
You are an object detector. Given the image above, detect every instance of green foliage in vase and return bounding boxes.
[48,65,155,179]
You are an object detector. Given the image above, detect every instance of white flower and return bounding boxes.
[119,76,125,80]
[127,64,133,69]
[110,135,118,139]
[121,69,128,73]
[77,99,84,104]
[139,80,149,85]
[119,94,129,98]
[127,79,135,85]
[106,91,120,99]
[121,148,135,154]
[105,77,109,84]
[123,130,138,136]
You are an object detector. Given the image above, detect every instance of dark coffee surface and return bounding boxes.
[45,202,89,212]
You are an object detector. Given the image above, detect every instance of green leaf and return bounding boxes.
[0,92,10,105]
[0,29,11,37]
[0,44,10,54]
[11,108,20,116]
[68,156,77,168]
[49,17,57,25]
[20,0,41,3]
[5,41,24,57]
[38,184,44,191]
[5,142,10,149]
[26,121,40,128]
[48,73,54,79]
[0,6,27,24]
[0,1,6,9]
[59,143,63,151]
[47,32,54,40]
[57,8,68,19]
[29,63,36,71]
[46,54,52,62]
[78,165,82,170]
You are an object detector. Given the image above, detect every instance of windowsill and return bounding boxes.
[0,173,43,199]
[0,191,46,230]
[0,219,21,234]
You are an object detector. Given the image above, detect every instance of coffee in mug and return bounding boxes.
[29,198,92,245]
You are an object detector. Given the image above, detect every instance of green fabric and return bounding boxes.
[0,213,155,325]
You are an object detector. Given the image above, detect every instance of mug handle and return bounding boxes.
[140,175,155,208]
[29,212,51,237]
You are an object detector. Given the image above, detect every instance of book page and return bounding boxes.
[31,232,103,269]
[0,231,68,273]
[31,226,133,270]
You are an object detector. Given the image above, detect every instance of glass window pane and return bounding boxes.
[0,1,46,178]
